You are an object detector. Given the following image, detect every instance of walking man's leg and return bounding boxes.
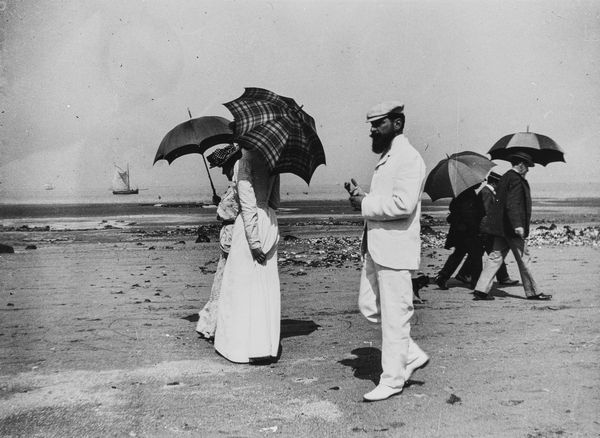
[436,245,467,289]
[473,237,509,300]
[358,253,380,322]
[506,236,539,298]
[363,264,426,401]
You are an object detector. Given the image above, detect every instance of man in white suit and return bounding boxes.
[348,101,429,402]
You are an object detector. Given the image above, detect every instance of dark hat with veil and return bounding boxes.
[207,144,241,168]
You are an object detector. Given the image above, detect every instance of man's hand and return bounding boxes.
[344,178,365,197]
[212,194,222,206]
[251,247,267,264]
[349,194,365,211]
[514,227,525,237]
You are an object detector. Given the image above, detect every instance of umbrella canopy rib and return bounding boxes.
[488,131,565,166]
[224,87,326,184]
[425,151,496,201]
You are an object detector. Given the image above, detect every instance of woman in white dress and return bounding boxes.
[214,147,281,363]
[196,145,242,340]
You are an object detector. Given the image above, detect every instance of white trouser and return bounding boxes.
[358,253,424,389]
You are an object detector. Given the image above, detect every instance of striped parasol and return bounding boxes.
[223,87,326,184]
[425,151,496,201]
[488,127,565,166]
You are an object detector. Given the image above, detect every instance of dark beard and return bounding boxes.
[371,132,394,154]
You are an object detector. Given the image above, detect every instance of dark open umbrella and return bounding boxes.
[223,87,326,184]
[154,115,233,165]
[154,114,234,204]
[425,151,496,201]
[488,128,565,166]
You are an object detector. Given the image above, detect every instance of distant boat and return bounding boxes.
[43,183,55,190]
[112,164,139,195]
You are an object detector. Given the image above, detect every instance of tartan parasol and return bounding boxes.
[223,88,326,184]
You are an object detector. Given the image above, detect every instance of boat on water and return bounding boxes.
[43,183,55,190]
[112,164,139,195]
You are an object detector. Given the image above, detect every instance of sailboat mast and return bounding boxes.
[112,162,138,195]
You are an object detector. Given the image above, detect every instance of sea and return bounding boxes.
[0,181,598,227]
[2,181,600,206]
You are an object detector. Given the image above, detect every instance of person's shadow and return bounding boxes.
[182,315,321,339]
[338,347,382,384]
[338,347,426,388]
[280,319,320,339]
[183,314,199,322]
[492,287,526,299]
[471,288,526,300]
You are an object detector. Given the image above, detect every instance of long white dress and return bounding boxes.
[196,163,240,339]
[214,149,281,363]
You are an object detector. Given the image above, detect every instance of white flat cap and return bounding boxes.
[366,101,404,123]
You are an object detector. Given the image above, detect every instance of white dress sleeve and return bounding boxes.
[268,174,280,210]
[237,151,261,249]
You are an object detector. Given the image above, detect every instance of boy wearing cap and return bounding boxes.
[347,101,429,402]
[473,151,551,301]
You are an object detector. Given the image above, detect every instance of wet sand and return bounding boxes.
[0,201,599,437]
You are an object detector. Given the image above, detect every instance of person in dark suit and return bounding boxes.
[473,151,551,301]
[434,185,485,289]
[455,172,517,287]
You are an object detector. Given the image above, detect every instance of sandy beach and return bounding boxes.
[0,200,599,437]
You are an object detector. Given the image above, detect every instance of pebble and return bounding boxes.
[277,224,600,270]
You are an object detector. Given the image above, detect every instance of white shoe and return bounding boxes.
[363,384,403,402]
[406,352,429,380]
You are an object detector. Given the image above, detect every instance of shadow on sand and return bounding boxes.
[338,347,382,385]
[281,319,321,339]
[338,347,426,388]
[182,313,199,322]
[491,288,527,299]
[182,315,321,339]
[470,288,526,300]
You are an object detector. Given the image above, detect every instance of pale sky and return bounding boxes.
[1,0,599,200]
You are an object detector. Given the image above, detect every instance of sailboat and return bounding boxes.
[43,183,55,190]
[112,164,139,195]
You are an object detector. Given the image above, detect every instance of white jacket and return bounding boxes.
[361,134,426,270]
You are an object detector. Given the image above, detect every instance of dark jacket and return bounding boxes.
[478,185,496,234]
[482,169,532,238]
[444,188,484,249]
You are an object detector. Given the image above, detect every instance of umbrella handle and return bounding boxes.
[187,108,217,202]
[201,153,218,200]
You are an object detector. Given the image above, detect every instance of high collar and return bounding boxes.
[508,168,527,181]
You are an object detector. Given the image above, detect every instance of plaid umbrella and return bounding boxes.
[425,151,496,201]
[223,87,326,184]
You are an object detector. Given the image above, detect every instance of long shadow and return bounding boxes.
[338,347,382,385]
[490,288,526,299]
[182,313,199,322]
[338,347,426,388]
[281,319,321,339]
[470,289,525,300]
[182,315,321,339]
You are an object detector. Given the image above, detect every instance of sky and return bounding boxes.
[1,0,599,201]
